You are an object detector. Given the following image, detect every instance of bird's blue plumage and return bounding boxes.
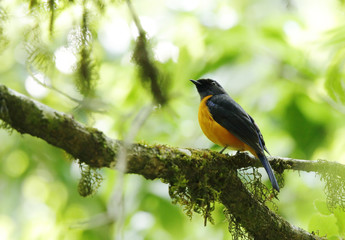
[191,79,280,191]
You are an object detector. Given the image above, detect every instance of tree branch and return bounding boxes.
[127,0,168,105]
[0,84,327,239]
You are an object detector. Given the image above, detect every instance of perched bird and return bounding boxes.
[190,78,279,191]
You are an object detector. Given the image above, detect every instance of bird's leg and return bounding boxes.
[219,146,227,154]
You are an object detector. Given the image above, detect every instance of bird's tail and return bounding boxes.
[257,152,280,192]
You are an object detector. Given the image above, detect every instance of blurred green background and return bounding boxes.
[1,0,345,239]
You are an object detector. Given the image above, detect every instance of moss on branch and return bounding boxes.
[0,84,333,240]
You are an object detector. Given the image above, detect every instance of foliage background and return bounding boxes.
[1,0,345,239]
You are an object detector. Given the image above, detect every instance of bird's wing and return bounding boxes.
[207,94,268,154]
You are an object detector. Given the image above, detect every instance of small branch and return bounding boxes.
[27,66,82,104]
[277,157,345,175]
[108,105,153,239]
[127,0,168,105]
[0,84,329,239]
[126,0,145,36]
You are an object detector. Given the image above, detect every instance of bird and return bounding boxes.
[190,78,279,192]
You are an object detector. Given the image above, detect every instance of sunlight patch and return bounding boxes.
[25,72,49,98]
[98,17,131,55]
[54,47,77,74]
[154,41,179,63]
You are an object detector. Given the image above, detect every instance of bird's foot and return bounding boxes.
[219,146,227,154]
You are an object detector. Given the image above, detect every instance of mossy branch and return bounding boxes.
[0,84,334,239]
[127,0,168,105]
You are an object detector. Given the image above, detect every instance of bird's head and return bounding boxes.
[190,79,227,99]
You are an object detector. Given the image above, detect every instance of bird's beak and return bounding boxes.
[190,79,200,85]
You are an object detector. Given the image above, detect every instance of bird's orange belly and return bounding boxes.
[198,95,246,151]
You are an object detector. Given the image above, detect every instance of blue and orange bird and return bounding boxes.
[190,79,279,191]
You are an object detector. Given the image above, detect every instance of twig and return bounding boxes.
[126,0,145,36]
[126,0,168,105]
[109,105,153,240]
[27,66,81,103]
